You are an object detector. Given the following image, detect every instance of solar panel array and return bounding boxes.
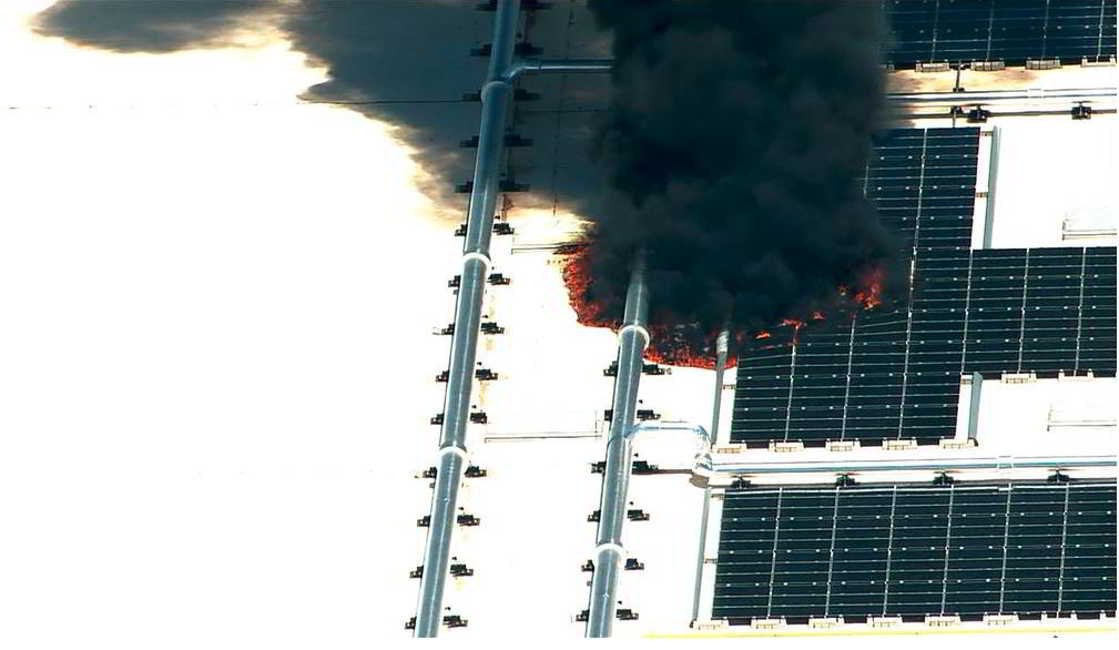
[731,127,1117,448]
[966,246,1117,376]
[713,480,1117,623]
[886,0,1118,67]
[732,247,1118,447]
[733,127,976,447]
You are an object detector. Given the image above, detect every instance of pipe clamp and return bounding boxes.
[462,251,492,269]
[618,324,650,349]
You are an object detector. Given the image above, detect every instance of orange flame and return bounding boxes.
[559,246,736,370]
[854,266,884,310]
[559,246,886,369]
[781,318,806,345]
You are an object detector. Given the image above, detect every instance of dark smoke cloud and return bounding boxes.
[581,0,900,339]
[32,0,491,208]
[32,0,899,342]
[282,1,489,207]
[30,0,611,214]
[33,0,272,52]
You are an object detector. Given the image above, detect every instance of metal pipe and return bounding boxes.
[887,87,1116,105]
[690,490,713,625]
[703,455,1116,478]
[690,330,729,623]
[499,59,1113,106]
[414,0,520,636]
[503,58,614,82]
[587,419,711,637]
[586,257,649,638]
[966,372,984,444]
[709,331,729,449]
[982,127,1000,248]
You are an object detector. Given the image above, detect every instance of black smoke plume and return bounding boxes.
[580,0,900,340]
[33,0,272,52]
[32,0,900,346]
[31,0,608,213]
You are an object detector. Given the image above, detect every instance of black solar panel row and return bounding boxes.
[731,124,1116,447]
[866,128,980,258]
[731,246,1117,447]
[733,127,978,447]
[713,480,1117,624]
[965,247,1117,376]
[885,0,1118,67]
[734,129,971,449]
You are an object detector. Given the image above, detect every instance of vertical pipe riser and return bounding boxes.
[982,126,1000,249]
[967,372,984,444]
[692,330,728,621]
[710,331,729,446]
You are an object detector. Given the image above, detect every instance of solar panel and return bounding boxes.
[886,0,1118,68]
[731,124,1117,448]
[732,128,981,447]
[967,247,1117,377]
[732,245,1116,447]
[713,480,1117,624]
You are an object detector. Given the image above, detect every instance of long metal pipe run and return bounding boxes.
[506,56,1115,106]
[413,0,520,636]
[887,86,1116,105]
[414,4,614,633]
[586,258,649,638]
[700,455,1116,479]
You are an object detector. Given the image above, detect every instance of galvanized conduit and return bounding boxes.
[414,0,615,635]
